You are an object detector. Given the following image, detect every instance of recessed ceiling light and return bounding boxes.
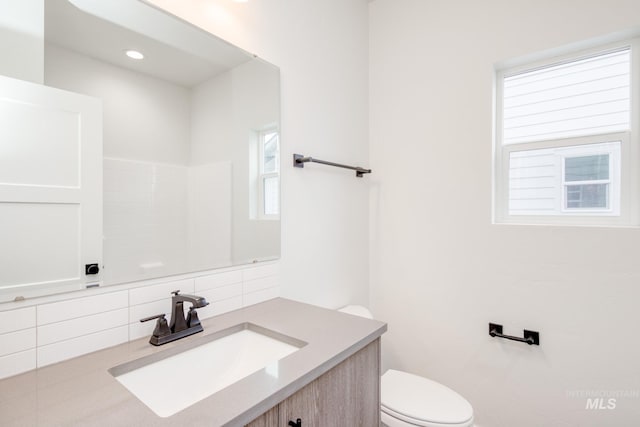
[233,0,249,3]
[125,50,144,60]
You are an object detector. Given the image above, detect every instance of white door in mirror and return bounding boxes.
[0,75,103,299]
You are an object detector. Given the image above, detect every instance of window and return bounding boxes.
[258,128,280,218]
[508,141,621,215]
[495,42,638,225]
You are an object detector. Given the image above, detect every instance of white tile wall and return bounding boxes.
[243,287,280,307]
[38,308,129,346]
[37,326,129,367]
[0,262,280,379]
[0,349,36,379]
[0,329,36,357]
[194,270,242,292]
[0,307,35,335]
[244,275,279,295]
[242,263,279,282]
[37,291,128,325]
[200,283,243,303]
[0,307,37,376]
[129,278,193,306]
[196,295,243,321]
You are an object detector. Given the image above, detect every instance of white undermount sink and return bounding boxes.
[109,323,306,417]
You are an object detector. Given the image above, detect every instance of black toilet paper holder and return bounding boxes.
[489,323,540,346]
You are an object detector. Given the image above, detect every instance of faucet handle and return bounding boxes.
[140,313,171,338]
[171,290,180,296]
[186,307,202,328]
[140,313,165,323]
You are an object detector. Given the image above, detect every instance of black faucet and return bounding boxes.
[140,290,210,346]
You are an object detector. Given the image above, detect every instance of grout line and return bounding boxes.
[36,307,128,329]
[127,289,131,343]
[37,312,129,348]
[37,325,129,351]
[36,292,129,327]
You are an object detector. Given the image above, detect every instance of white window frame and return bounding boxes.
[257,127,280,220]
[494,39,640,227]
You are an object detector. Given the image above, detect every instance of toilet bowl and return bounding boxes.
[338,306,474,427]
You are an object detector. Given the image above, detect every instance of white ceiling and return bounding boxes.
[45,0,253,87]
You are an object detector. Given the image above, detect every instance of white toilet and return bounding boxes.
[338,306,474,427]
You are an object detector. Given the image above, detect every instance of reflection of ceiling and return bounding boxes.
[45,0,252,87]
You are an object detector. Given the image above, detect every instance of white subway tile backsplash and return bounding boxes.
[37,291,128,325]
[129,300,173,324]
[0,349,36,379]
[129,279,194,306]
[0,329,36,357]
[197,296,242,321]
[194,270,242,292]
[0,262,279,379]
[0,307,35,335]
[129,320,156,342]
[37,308,128,347]
[200,283,242,303]
[37,326,128,368]
[243,276,279,294]
[243,287,280,307]
[242,263,279,282]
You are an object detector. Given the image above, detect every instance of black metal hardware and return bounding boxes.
[293,153,371,177]
[85,263,100,275]
[141,313,171,344]
[489,323,540,346]
[140,291,210,346]
[288,419,302,427]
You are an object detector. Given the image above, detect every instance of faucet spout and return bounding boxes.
[170,290,209,333]
[172,292,209,308]
[141,291,211,346]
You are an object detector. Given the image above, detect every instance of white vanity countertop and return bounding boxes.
[0,298,387,426]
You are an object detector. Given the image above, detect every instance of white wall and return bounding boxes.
[150,0,371,308]
[0,0,43,83]
[369,1,640,426]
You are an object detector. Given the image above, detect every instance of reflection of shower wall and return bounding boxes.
[187,162,232,271]
[104,158,232,284]
[103,158,188,284]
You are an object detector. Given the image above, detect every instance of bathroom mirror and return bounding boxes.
[0,0,280,302]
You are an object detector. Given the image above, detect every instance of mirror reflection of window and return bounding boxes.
[259,128,280,218]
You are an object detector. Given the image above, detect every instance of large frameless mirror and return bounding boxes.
[0,0,280,302]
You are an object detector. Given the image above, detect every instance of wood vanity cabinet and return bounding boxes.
[246,338,380,427]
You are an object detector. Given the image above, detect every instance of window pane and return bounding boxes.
[507,141,619,215]
[508,147,557,215]
[565,154,609,181]
[263,176,279,215]
[263,133,279,174]
[502,49,630,145]
[566,183,608,208]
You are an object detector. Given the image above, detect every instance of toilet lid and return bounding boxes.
[381,370,473,425]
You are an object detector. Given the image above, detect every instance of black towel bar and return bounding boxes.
[293,153,371,177]
[489,323,540,345]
